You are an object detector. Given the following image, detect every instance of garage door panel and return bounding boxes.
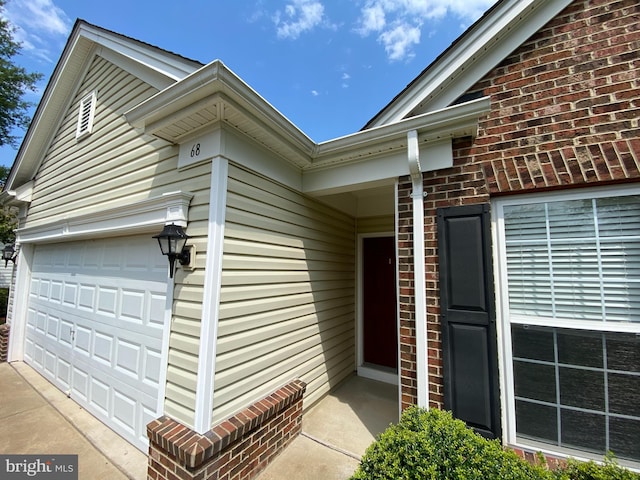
[90,376,110,416]
[78,284,96,312]
[120,290,146,323]
[94,332,113,365]
[60,320,74,348]
[150,293,167,325]
[97,287,118,316]
[144,347,162,385]
[63,283,77,306]
[44,350,56,377]
[72,366,89,401]
[25,236,169,451]
[113,390,137,435]
[33,343,45,369]
[115,338,141,378]
[75,325,92,356]
[57,357,71,390]
[46,314,59,339]
[38,279,50,299]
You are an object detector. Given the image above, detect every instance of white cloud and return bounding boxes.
[2,0,71,63]
[357,4,386,35]
[379,23,420,61]
[274,0,326,39]
[356,0,497,61]
[311,89,320,96]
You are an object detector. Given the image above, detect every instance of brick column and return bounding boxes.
[0,324,9,363]
[147,379,306,480]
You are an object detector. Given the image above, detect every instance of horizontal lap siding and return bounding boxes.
[27,56,181,224]
[212,164,356,423]
[24,55,212,428]
[165,177,210,425]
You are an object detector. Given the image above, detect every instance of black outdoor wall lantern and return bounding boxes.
[2,244,16,268]
[153,223,191,278]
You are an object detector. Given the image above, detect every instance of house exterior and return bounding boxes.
[1,0,638,478]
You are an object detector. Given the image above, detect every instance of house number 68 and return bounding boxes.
[190,143,201,157]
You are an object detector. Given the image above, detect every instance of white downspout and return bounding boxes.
[407,130,429,408]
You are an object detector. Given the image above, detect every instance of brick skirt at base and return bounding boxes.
[0,324,9,363]
[147,379,306,480]
[511,446,567,471]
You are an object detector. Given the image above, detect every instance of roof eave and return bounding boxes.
[4,20,201,193]
[124,60,316,160]
[312,96,491,168]
[365,0,574,128]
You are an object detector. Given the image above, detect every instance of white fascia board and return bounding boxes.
[16,191,192,244]
[315,96,490,163]
[125,60,315,156]
[303,151,408,195]
[77,23,199,81]
[95,47,179,91]
[4,35,93,193]
[305,97,490,194]
[371,0,574,126]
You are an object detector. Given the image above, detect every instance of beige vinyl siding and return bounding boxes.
[356,215,394,234]
[212,163,356,423]
[23,54,212,428]
[27,55,180,225]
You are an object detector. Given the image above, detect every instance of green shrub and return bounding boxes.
[350,407,640,480]
[557,454,640,480]
[350,406,554,480]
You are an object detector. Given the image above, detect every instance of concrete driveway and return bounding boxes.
[0,361,147,479]
[1,360,398,480]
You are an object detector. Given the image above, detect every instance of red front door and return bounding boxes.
[362,236,397,369]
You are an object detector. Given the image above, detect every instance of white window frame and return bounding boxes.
[492,184,640,465]
[76,91,97,140]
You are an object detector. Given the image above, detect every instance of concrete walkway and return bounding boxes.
[0,361,147,479]
[258,375,399,480]
[0,361,398,480]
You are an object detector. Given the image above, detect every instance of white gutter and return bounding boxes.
[407,130,428,408]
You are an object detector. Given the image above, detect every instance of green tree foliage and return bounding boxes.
[0,164,16,244]
[0,0,42,148]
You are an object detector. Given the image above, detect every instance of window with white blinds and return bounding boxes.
[498,190,640,465]
[504,196,640,323]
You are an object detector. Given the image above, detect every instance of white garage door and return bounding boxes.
[24,236,169,451]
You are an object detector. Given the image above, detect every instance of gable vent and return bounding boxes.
[76,91,96,140]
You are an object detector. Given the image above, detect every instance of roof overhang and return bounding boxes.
[125,59,491,189]
[365,0,574,128]
[4,20,201,194]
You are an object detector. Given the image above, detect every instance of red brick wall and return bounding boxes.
[147,380,306,480]
[0,324,9,363]
[397,0,640,410]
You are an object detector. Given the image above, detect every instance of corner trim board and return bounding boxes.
[193,157,228,434]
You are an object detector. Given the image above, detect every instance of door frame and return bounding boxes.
[357,232,398,385]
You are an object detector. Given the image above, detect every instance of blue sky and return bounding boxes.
[0,0,498,168]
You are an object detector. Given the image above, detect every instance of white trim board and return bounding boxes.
[16,191,193,244]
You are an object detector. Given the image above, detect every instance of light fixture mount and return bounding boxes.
[153,223,191,278]
[2,244,16,268]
